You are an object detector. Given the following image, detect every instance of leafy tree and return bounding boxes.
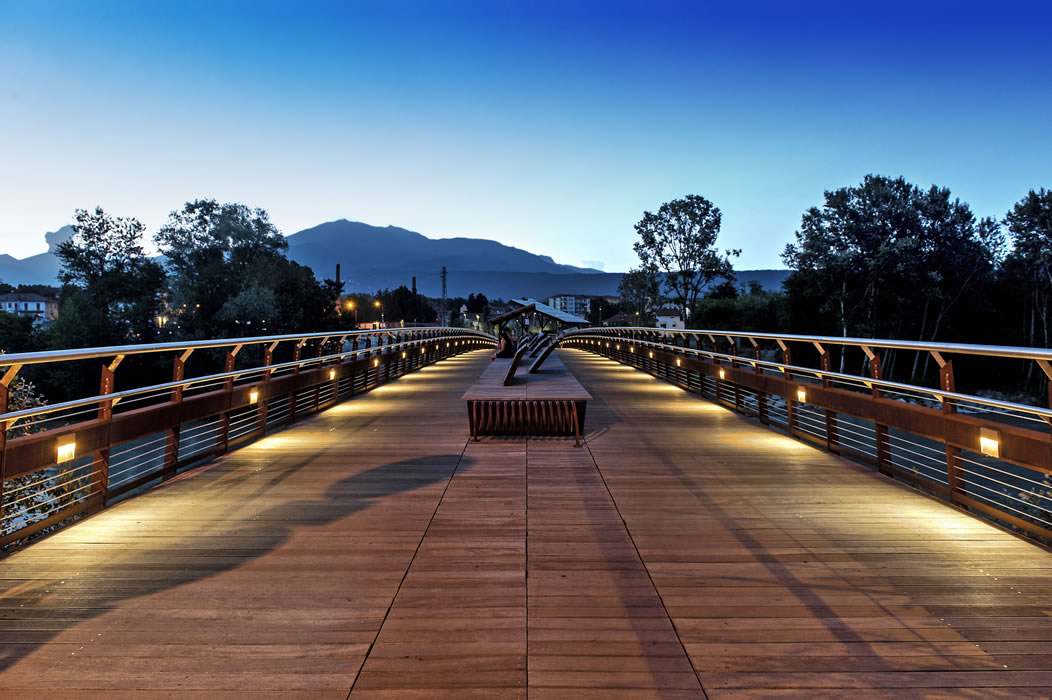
[782,176,1003,377]
[617,267,660,325]
[156,200,338,338]
[0,312,37,353]
[632,195,739,316]
[465,293,489,314]
[1003,188,1052,349]
[49,207,165,348]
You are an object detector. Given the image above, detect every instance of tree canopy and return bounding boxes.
[632,194,739,316]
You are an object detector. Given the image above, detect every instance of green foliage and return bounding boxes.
[617,267,660,325]
[782,175,1004,346]
[1003,188,1052,348]
[156,200,339,338]
[49,207,165,348]
[0,312,37,353]
[632,195,739,314]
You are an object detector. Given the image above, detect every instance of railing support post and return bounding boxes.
[218,348,238,453]
[93,357,121,506]
[753,342,768,424]
[820,350,838,452]
[288,340,303,425]
[940,359,965,499]
[870,354,893,477]
[163,350,189,481]
[0,382,7,530]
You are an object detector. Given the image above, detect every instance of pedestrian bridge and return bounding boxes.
[2,328,1052,697]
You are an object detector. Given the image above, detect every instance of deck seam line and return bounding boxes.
[525,435,530,700]
[345,435,472,698]
[580,433,711,699]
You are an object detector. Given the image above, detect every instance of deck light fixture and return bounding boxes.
[979,428,1001,458]
[797,388,806,403]
[649,351,653,359]
[57,441,76,463]
[719,369,725,380]
[676,359,681,367]
[374,358,379,367]
[329,369,336,380]
[402,351,406,358]
[250,389,259,404]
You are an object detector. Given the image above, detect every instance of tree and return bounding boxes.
[632,195,739,316]
[49,207,165,348]
[617,267,660,326]
[1003,188,1052,349]
[155,200,338,338]
[782,175,1004,377]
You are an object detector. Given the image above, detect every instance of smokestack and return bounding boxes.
[412,276,416,295]
[335,264,341,286]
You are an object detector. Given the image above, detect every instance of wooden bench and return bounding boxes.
[462,351,591,446]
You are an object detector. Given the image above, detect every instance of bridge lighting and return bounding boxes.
[402,351,406,358]
[676,359,681,366]
[329,369,336,380]
[649,351,653,359]
[797,388,806,403]
[249,389,259,404]
[979,428,1001,458]
[616,345,621,350]
[630,347,634,353]
[719,369,725,380]
[57,441,76,463]
[374,358,379,367]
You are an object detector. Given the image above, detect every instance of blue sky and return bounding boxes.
[1,0,1049,271]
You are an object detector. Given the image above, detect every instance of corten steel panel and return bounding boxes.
[3,420,109,479]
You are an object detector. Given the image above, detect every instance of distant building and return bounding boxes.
[0,293,58,322]
[548,294,592,317]
[655,307,684,330]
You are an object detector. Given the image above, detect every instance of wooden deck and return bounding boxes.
[2,348,1051,697]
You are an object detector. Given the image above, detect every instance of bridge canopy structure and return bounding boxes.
[2,326,1052,696]
[491,298,589,331]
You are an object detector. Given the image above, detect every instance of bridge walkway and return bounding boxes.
[0,349,1050,697]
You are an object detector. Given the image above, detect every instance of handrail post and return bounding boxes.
[819,350,838,452]
[312,338,327,412]
[0,382,8,532]
[93,356,122,506]
[257,341,276,434]
[350,336,359,394]
[940,359,965,499]
[288,340,303,425]
[781,342,798,436]
[728,337,743,413]
[752,341,768,425]
[218,348,238,453]
[163,350,190,481]
[868,352,893,477]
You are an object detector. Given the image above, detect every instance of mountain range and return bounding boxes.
[0,219,789,300]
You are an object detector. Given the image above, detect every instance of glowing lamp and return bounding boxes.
[421,348,425,354]
[57,441,76,463]
[979,428,1001,458]
[402,351,406,358]
[797,388,806,403]
[249,389,259,404]
[616,345,621,350]
[718,369,725,380]
[648,351,653,359]
[373,358,379,367]
[676,359,681,367]
[630,346,634,352]
[329,369,336,380]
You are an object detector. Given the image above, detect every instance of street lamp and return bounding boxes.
[346,300,357,326]
[374,299,384,327]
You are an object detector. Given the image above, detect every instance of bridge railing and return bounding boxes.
[0,327,496,547]
[562,327,1052,543]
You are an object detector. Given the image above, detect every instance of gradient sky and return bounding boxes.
[1,0,1050,272]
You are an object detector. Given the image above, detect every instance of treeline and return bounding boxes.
[622,177,1052,393]
[1,201,344,401]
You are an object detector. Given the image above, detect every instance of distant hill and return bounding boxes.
[0,219,789,300]
[0,226,71,286]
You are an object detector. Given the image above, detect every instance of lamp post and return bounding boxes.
[374,299,384,327]
[346,300,357,327]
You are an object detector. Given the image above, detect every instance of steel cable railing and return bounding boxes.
[0,327,495,546]
[562,326,1052,544]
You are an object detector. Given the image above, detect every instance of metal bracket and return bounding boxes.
[1037,359,1052,381]
[108,354,126,372]
[229,344,244,358]
[179,348,194,363]
[860,345,875,360]
[930,350,947,368]
[1,363,23,387]
[811,341,825,355]
[775,339,788,352]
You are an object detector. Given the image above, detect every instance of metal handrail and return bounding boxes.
[575,327,1052,363]
[0,329,484,426]
[564,333,1052,422]
[0,326,493,368]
